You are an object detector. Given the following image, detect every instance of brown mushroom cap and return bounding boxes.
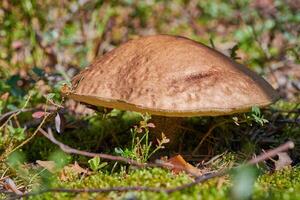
[62,35,279,117]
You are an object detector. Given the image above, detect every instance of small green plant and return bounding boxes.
[88,156,108,172]
[7,125,26,141]
[115,113,169,163]
[248,106,269,126]
[233,106,269,127]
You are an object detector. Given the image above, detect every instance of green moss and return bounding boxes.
[254,167,300,200]
[22,167,300,200]
[28,168,228,200]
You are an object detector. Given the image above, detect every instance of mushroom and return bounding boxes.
[61,35,279,148]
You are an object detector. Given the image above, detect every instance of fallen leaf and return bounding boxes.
[3,178,23,195]
[167,155,202,176]
[55,112,66,134]
[60,162,90,181]
[274,152,292,170]
[217,177,227,190]
[59,171,68,181]
[147,123,156,128]
[32,111,49,119]
[134,125,143,133]
[1,92,9,101]
[70,162,89,174]
[36,160,57,173]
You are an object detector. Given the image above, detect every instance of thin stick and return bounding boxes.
[0,95,32,130]
[5,141,294,199]
[39,125,296,173]
[38,128,201,176]
[39,128,142,166]
[3,115,49,159]
[247,141,294,165]
[0,109,34,124]
[1,97,58,159]
[166,140,295,193]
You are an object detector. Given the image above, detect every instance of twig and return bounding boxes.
[38,127,203,177]
[165,140,295,194]
[203,151,227,166]
[247,141,294,165]
[0,95,32,130]
[2,114,49,159]
[39,128,142,166]
[1,96,60,159]
[0,109,34,124]
[42,95,64,108]
[5,141,294,199]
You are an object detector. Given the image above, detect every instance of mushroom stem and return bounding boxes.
[150,116,184,149]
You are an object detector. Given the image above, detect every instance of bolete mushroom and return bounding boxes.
[61,35,279,149]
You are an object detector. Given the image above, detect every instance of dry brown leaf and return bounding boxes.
[36,160,57,173]
[275,152,292,170]
[3,178,23,195]
[60,162,90,181]
[70,162,89,174]
[0,92,9,101]
[217,176,227,190]
[167,155,202,176]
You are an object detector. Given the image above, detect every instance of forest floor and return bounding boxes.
[0,1,299,199]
